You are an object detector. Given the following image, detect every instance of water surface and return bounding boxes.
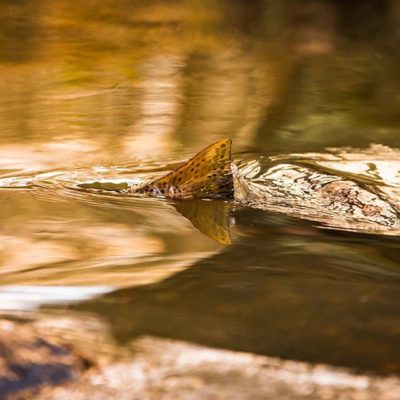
[1,0,400,375]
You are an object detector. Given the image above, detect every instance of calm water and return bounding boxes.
[1,0,400,374]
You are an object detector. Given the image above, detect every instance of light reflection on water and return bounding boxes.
[0,0,400,375]
[0,285,112,311]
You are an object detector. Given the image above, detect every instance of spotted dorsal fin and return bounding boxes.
[133,139,233,199]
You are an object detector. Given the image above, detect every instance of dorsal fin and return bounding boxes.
[133,139,233,199]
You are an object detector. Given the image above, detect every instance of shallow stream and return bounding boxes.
[1,0,400,375]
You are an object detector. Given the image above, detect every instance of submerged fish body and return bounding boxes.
[131,139,400,236]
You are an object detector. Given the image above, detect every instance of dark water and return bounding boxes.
[1,0,400,374]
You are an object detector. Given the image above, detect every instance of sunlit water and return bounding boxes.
[0,0,400,375]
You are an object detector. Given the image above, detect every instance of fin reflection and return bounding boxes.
[174,199,232,245]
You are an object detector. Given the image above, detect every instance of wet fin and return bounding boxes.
[175,199,232,245]
[134,139,233,199]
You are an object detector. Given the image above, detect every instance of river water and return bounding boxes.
[0,0,400,375]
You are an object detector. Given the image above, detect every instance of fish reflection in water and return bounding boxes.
[129,139,400,241]
[2,139,400,374]
[1,140,400,244]
[67,143,400,374]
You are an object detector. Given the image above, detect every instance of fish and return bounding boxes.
[131,139,400,241]
[132,139,234,199]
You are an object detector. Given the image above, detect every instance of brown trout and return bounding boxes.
[131,139,400,237]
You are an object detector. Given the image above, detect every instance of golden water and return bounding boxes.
[1,0,400,374]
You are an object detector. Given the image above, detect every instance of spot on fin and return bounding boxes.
[134,138,233,199]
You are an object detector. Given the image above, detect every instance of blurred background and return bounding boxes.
[1,0,399,167]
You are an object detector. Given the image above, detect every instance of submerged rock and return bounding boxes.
[0,320,91,399]
[9,333,400,400]
[1,319,400,399]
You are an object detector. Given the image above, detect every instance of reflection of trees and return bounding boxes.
[255,0,400,150]
[0,0,42,63]
[0,0,288,165]
[173,52,284,149]
[1,0,399,167]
